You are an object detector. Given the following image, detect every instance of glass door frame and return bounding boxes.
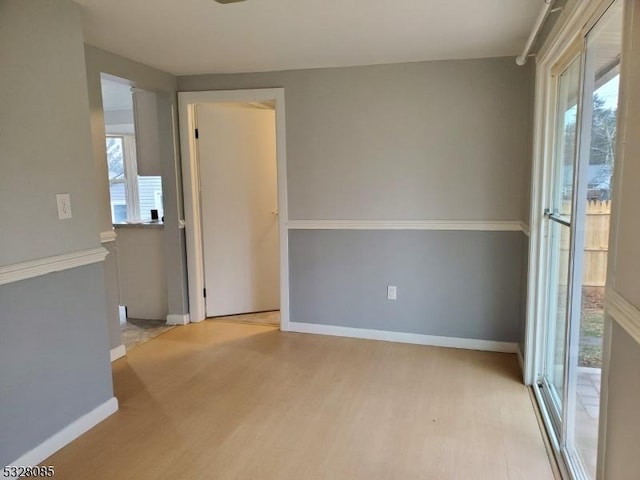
[523,0,619,478]
[542,40,594,479]
[538,41,587,478]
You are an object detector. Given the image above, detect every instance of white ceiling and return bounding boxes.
[75,0,541,76]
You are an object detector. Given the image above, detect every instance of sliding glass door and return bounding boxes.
[541,52,582,427]
[537,2,622,478]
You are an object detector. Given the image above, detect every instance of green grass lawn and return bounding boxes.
[579,309,604,368]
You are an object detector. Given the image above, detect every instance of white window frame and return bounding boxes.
[153,190,164,215]
[107,134,141,222]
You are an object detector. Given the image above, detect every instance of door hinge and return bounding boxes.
[203,288,207,298]
[195,128,199,139]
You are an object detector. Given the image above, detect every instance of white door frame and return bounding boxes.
[178,88,290,330]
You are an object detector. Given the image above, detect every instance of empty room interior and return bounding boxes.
[1,0,639,479]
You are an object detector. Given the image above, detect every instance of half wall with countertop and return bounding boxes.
[84,45,190,346]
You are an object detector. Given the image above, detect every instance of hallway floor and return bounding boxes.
[45,322,555,479]
[120,318,175,351]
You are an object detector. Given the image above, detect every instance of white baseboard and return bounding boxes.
[110,344,126,362]
[288,322,518,353]
[517,345,525,374]
[166,313,190,325]
[6,397,118,477]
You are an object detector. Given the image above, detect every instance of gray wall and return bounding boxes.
[522,62,535,228]
[178,57,533,222]
[84,45,189,331]
[518,61,534,357]
[519,235,529,354]
[157,92,190,315]
[0,0,113,465]
[601,0,640,477]
[102,241,122,349]
[0,265,113,466]
[115,226,168,320]
[179,57,533,342]
[0,0,101,266]
[290,230,523,342]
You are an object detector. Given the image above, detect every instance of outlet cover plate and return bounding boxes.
[56,193,72,220]
[387,285,397,300]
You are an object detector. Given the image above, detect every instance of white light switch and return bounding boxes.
[387,285,397,300]
[56,193,72,220]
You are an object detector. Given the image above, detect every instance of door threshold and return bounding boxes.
[528,386,565,480]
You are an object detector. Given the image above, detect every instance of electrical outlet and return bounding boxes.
[56,193,72,220]
[387,285,397,300]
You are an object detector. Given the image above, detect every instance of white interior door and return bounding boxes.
[197,103,279,317]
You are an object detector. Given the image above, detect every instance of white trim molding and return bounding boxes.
[606,289,640,345]
[100,230,117,243]
[166,313,190,325]
[288,322,518,354]
[0,247,108,286]
[287,220,525,232]
[6,397,118,479]
[520,222,531,237]
[110,345,126,362]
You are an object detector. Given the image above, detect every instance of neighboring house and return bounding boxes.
[564,164,614,200]
[109,179,163,222]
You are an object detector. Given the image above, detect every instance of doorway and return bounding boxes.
[197,102,280,324]
[100,74,174,350]
[530,1,622,478]
[178,89,290,328]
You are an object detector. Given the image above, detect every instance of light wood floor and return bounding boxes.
[210,310,280,326]
[45,321,554,479]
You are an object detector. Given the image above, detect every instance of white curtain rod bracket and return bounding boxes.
[516,0,555,66]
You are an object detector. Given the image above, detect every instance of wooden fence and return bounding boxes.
[583,200,610,287]
[559,200,611,287]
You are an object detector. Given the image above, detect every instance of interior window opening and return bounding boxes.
[101,75,164,224]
